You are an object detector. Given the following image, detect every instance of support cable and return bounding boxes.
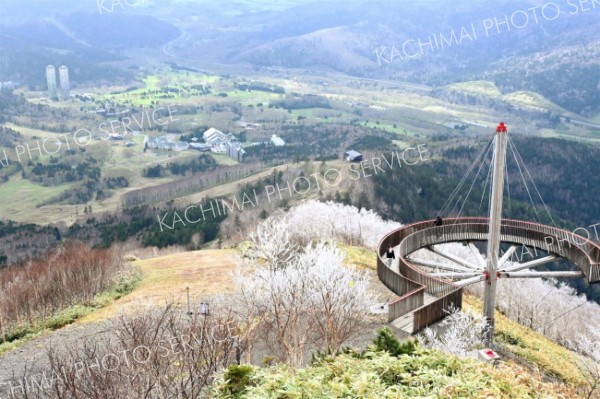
[508,138,541,223]
[508,135,556,227]
[452,140,494,228]
[439,138,494,217]
[479,154,493,213]
[505,150,512,215]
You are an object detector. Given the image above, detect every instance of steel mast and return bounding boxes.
[483,122,508,345]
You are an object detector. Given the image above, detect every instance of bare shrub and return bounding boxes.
[9,304,240,399]
[0,243,129,341]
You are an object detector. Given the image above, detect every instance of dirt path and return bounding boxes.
[0,321,113,389]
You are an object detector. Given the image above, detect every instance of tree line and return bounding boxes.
[123,162,266,207]
[143,154,218,178]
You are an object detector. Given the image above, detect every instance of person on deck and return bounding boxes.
[434,216,444,238]
[385,245,395,268]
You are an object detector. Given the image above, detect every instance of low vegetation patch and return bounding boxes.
[212,342,576,398]
[339,244,376,270]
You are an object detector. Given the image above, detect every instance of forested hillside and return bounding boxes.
[484,43,600,116]
[0,200,225,266]
[372,137,600,229]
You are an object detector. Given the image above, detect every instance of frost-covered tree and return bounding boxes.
[284,200,402,249]
[302,242,374,352]
[235,258,311,366]
[570,327,600,399]
[247,218,298,271]
[419,242,600,347]
[249,201,600,369]
[234,239,373,366]
[468,274,600,346]
[420,307,489,358]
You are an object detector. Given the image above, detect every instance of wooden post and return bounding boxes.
[484,122,508,345]
[186,287,192,315]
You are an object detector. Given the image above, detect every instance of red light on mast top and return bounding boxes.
[496,122,507,133]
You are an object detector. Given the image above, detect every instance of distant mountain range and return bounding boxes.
[0,0,599,115]
[178,0,600,116]
[0,10,179,89]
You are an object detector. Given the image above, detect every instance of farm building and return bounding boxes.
[345,150,363,162]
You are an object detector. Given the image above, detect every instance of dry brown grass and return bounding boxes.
[78,249,239,323]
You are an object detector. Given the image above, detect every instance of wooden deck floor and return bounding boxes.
[391,293,438,334]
